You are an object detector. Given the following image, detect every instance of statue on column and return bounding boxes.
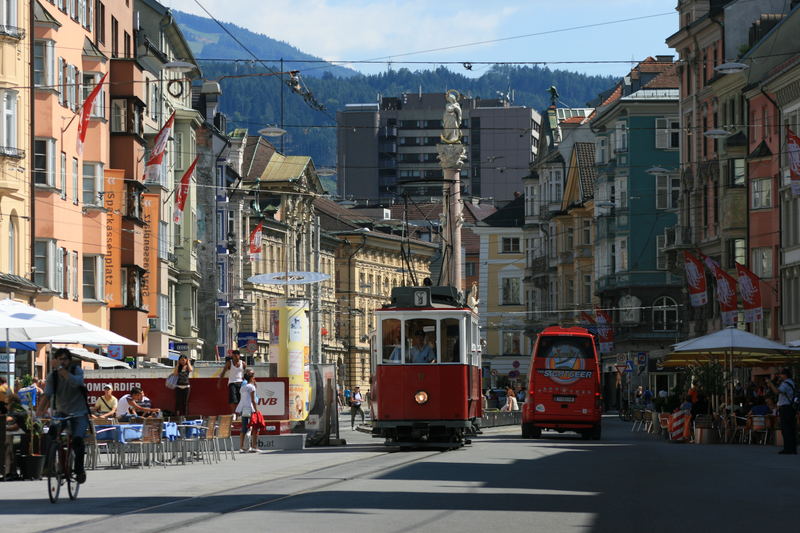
[441,90,462,144]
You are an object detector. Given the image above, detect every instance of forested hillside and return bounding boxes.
[175,11,618,188]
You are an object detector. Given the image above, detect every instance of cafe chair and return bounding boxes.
[748,415,769,445]
[215,415,236,461]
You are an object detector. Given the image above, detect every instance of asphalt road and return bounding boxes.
[1,416,798,533]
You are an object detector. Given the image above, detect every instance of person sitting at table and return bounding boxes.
[92,385,118,419]
[116,387,160,421]
[679,395,692,412]
[749,397,770,416]
[136,391,161,418]
[765,397,778,416]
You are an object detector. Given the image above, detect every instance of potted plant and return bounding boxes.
[8,396,45,480]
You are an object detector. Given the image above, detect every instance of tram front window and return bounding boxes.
[382,318,402,363]
[406,319,436,363]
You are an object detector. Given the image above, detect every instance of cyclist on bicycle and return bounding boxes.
[37,348,90,484]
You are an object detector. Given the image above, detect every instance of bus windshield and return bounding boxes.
[535,336,595,361]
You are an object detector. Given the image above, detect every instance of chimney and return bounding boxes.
[655,55,674,63]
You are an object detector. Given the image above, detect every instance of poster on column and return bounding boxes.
[278,300,310,422]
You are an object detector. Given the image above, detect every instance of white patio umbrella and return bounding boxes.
[663,327,800,407]
[0,299,93,342]
[30,311,138,346]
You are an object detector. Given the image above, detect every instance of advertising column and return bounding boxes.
[278,299,310,422]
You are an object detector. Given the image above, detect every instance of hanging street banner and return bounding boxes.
[103,171,125,306]
[248,220,264,261]
[683,251,708,306]
[704,255,738,326]
[143,111,176,183]
[174,156,198,224]
[142,193,160,315]
[76,72,108,156]
[735,262,763,323]
[595,307,614,354]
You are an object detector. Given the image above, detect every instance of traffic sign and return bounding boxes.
[614,364,627,376]
[636,352,647,366]
[246,339,258,353]
[626,360,634,373]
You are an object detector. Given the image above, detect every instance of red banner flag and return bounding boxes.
[787,126,800,196]
[595,307,614,354]
[248,220,264,261]
[683,251,708,306]
[143,111,176,183]
[173,156,198,224]
[76,72,108,156]
[703,255,738,326]
[735,262,763,323]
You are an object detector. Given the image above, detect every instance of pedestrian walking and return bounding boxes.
[235,369,259,453]
[350,386,365,429]
[766,368,797,455]
[344,386,352,409]
[217,350,247,416]
[173,355,193,416]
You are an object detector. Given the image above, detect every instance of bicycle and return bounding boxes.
[45,416,83,503]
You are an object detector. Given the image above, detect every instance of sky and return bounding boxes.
[164,0,679,78]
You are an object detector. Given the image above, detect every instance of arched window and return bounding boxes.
[652,296,678,331]
[8,216,15,274]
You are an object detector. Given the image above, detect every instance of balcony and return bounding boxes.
[0,25,24,40]
[558,251,574,264]
[662,224,693,251]
[0,146,24,159]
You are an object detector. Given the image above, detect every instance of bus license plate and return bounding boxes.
[555,395,575,403]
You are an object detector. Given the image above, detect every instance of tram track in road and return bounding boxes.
[47,448,444,533]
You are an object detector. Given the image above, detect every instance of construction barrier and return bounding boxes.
[669,410,690,441]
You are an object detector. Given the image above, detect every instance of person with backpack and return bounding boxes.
[766,368,797,455]
[36,348,90,483]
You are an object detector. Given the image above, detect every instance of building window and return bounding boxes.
[126,183,143,219]
[501,331,522,355]
[96,1,105,43]
[656,174,681,209]
[72,157,79,204]
[159,221,169,260]
[501,277,521,305]
[82,72,105,118]
[464,262,476,277]
[82,162,103,205]
[33,138,56,186]
[582,219,591,244]
[615,121,627,152]
[726,238,746,268]
[727,158,745,187]
[751,178,771,209]
[652,296,678,331]
[34,240,51,288]
[7,217,15,274]
[175,132,184,170]
[111,16,118,58]
[655,117,680,149]
[33,41,55,87]
[583,274,592,303]
[501,237,520,253]
[60,152,66,198]
[121,267,143,308]
[751,247,772,278]
[110,99,126,132]
[656,235,667,270]
[0,90,18,154]
[82,255,102,300]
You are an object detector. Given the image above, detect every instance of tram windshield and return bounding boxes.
[380,316,465,364]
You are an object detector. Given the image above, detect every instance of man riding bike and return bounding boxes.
[37,348,90,484]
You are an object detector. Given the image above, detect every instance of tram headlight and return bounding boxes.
[414,390,429,405]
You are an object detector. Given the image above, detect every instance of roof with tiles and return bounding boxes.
[240,136,277,180]
[479,194,525,228]
[643,65,680,89]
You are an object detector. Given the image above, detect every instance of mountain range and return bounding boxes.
[173,10,619,192]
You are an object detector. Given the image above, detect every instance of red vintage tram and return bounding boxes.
[369,285,483,447]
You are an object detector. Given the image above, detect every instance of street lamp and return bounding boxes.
[646,166,670,175]
[703,128,731,139]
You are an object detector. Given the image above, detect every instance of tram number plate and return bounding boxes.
[554,395,575,403]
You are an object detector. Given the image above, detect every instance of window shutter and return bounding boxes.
[55,246,64,294]
[655,118,668,149]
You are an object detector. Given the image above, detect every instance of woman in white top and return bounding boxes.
[501,387,519,412]
[235,369,258,452]
[218,350,246,414]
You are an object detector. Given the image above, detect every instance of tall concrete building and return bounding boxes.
[337,93,541,204]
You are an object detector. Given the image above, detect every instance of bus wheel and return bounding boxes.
[591,425,602,440]
[523,424,541,439]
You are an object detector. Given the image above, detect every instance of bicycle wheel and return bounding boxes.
[66,448,80,500]
[46,443,62,504]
